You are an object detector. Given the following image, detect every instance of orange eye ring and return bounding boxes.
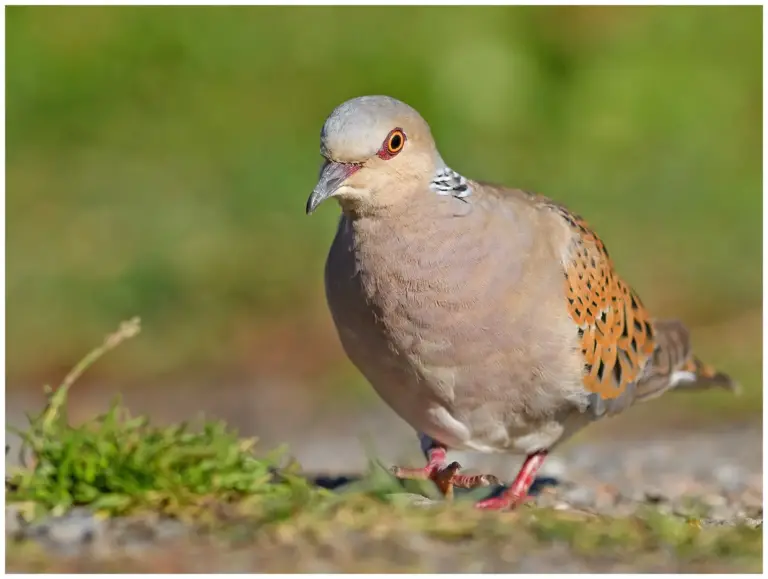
[386,129,405,155]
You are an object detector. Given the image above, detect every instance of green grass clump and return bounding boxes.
[6,318,322,522]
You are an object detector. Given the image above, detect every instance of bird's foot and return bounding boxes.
[473,451,548,510]
[474,493,533,510]
[391,461,500,499]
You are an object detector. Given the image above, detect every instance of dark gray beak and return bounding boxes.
[306,161,359,214]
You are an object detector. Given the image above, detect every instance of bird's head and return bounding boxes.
[306,95,442,216]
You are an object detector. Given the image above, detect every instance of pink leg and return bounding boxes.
[475,451,548,510]
[392,441,499,498]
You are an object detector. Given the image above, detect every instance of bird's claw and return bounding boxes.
[391,461,500,499]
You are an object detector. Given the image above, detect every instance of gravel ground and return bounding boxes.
[467,422,762,524]
[6,423,762,572]
[313,422,762,525]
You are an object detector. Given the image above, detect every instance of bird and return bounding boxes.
[305,95,739,510]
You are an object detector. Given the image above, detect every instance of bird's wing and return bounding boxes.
[537,198,737,416]
[542,201,655,412]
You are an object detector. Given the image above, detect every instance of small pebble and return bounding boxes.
[594,486,620,510]
[643,489,666,504]
[561,485,596,508]
[713,464,746,493]
[26,507,106,555]
[703,494,728,508]
[709,505,736,522]
[539,456,567,479]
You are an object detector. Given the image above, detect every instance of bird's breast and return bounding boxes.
[327,212,540,388]
[324,211,587,451]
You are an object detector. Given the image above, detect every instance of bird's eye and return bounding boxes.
[386,129,405,155]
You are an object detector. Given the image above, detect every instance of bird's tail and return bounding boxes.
[634,319,740,403]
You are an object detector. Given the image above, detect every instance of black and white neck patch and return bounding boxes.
[430,167,472,200]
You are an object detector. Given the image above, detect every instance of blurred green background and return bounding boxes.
[6,6,761,444]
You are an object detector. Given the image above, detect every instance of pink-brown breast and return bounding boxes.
[324,193,592,453]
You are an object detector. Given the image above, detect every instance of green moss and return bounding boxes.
[6,319,326,523]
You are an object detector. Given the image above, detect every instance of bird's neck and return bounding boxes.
[346,188,488,273]
[345,184,465,226]
[341,163,474,221]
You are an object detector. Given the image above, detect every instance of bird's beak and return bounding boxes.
[306,161,360,214]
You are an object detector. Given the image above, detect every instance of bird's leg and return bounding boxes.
[391,434,499,498]
[474,450,548,510]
